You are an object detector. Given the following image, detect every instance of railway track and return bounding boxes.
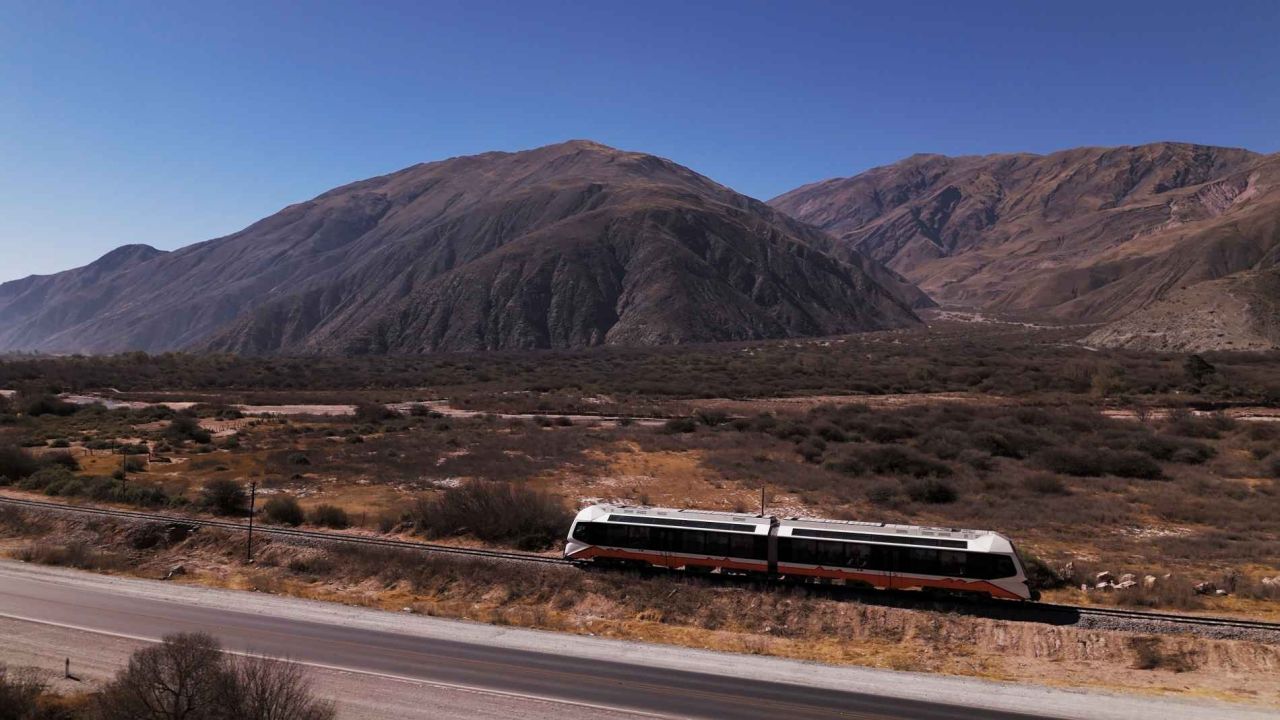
[0,495,569,567]
[3,494,1277,636]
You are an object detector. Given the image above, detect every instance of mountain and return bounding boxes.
[0,140,922,355]
[1084,266,1280,352]
[771,143,1280,344]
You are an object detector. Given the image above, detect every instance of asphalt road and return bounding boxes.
[0,564,1045,720]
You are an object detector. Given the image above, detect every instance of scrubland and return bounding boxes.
[1,323,1279,701]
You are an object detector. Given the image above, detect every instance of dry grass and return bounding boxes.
[2,509,1278,705]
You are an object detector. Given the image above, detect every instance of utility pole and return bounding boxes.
[246,481,257,563]
[760,486,766,516]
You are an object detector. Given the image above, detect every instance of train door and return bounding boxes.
[652,527,676,569]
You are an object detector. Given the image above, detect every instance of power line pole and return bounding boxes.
[246,481,257,563]
[760,486,766,516]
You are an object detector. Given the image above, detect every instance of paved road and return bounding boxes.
[0,565,1042,720]
[3,562,1270,720]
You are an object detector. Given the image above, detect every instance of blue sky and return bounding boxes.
[2,0,1277,282]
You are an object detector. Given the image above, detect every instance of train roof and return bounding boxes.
[574,504,1014,552]
[577,504,772,533]
[777,516,1010,552]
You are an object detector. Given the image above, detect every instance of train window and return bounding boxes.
[966,554,1017,579]
[705,532,731,556]
[679,530,706,555]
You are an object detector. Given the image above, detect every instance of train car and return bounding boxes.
[564,503,1036,600]
[564,504,774,574]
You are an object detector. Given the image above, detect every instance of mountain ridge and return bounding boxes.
[770,142,1280,349]
[0,140,923,355]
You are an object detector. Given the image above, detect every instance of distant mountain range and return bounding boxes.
[3,140,1277,355]
[0,141,922,354]
[771,142,1280,352]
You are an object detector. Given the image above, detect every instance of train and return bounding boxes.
[564,503,1037,600]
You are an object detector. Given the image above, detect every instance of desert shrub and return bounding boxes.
[824,455,865,476]
[286,453,311,466]
[865,481,898,505]
[47,438,70,448]
[904,477,958,504]
[814,423,848,442]
[1033,447,1102,477]
[1163,410,1234,439]
[167,414,212,444]
[694,409,729,427]
[309,504,350,529]
[200,478,246,516]
[852,445,953,478]
[0,444,41,483]
[1103,450,1163,480]
[553,416,574,427]
[189,402,243,420]
[661,418,697,434]
[23,394,77,416]
[795,437,826,463]
[354,401,396,424]
[1134,434,1213,464]
[411,481,571,550]
[1023,473,1070,495]
[263,495,305,526]
[0,663,49,718]
[42,451,81,472]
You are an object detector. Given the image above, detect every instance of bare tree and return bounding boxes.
[221,655,334,720]
[95,633,334,720]
[95,633,226,720]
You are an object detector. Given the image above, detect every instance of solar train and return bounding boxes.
[564,503,1036,600]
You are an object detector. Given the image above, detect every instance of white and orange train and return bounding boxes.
[564,503,1037,600]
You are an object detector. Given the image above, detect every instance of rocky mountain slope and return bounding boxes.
[771,143,1280,349]
[1084,266,1280,352]
[0,141,922,354]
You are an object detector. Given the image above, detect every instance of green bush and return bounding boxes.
[200,478,245,516]
[1103,451,1163,480]
[166,414,211,444]
[0,445,40,483]
[263,495,305,526]
[23,394,77,416]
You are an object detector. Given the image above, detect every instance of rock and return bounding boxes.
[1080,584,1090,592]
[1214,589,1229,596]
[1095,571,1115,584]
[1262,577,1278,588]
[1143,575,1158,588]
[1119,573,1136,584]
[1095,582,1114,591]
[164,565,186,580]
[1194,582,1217,595]
[1116,580,1138,589]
